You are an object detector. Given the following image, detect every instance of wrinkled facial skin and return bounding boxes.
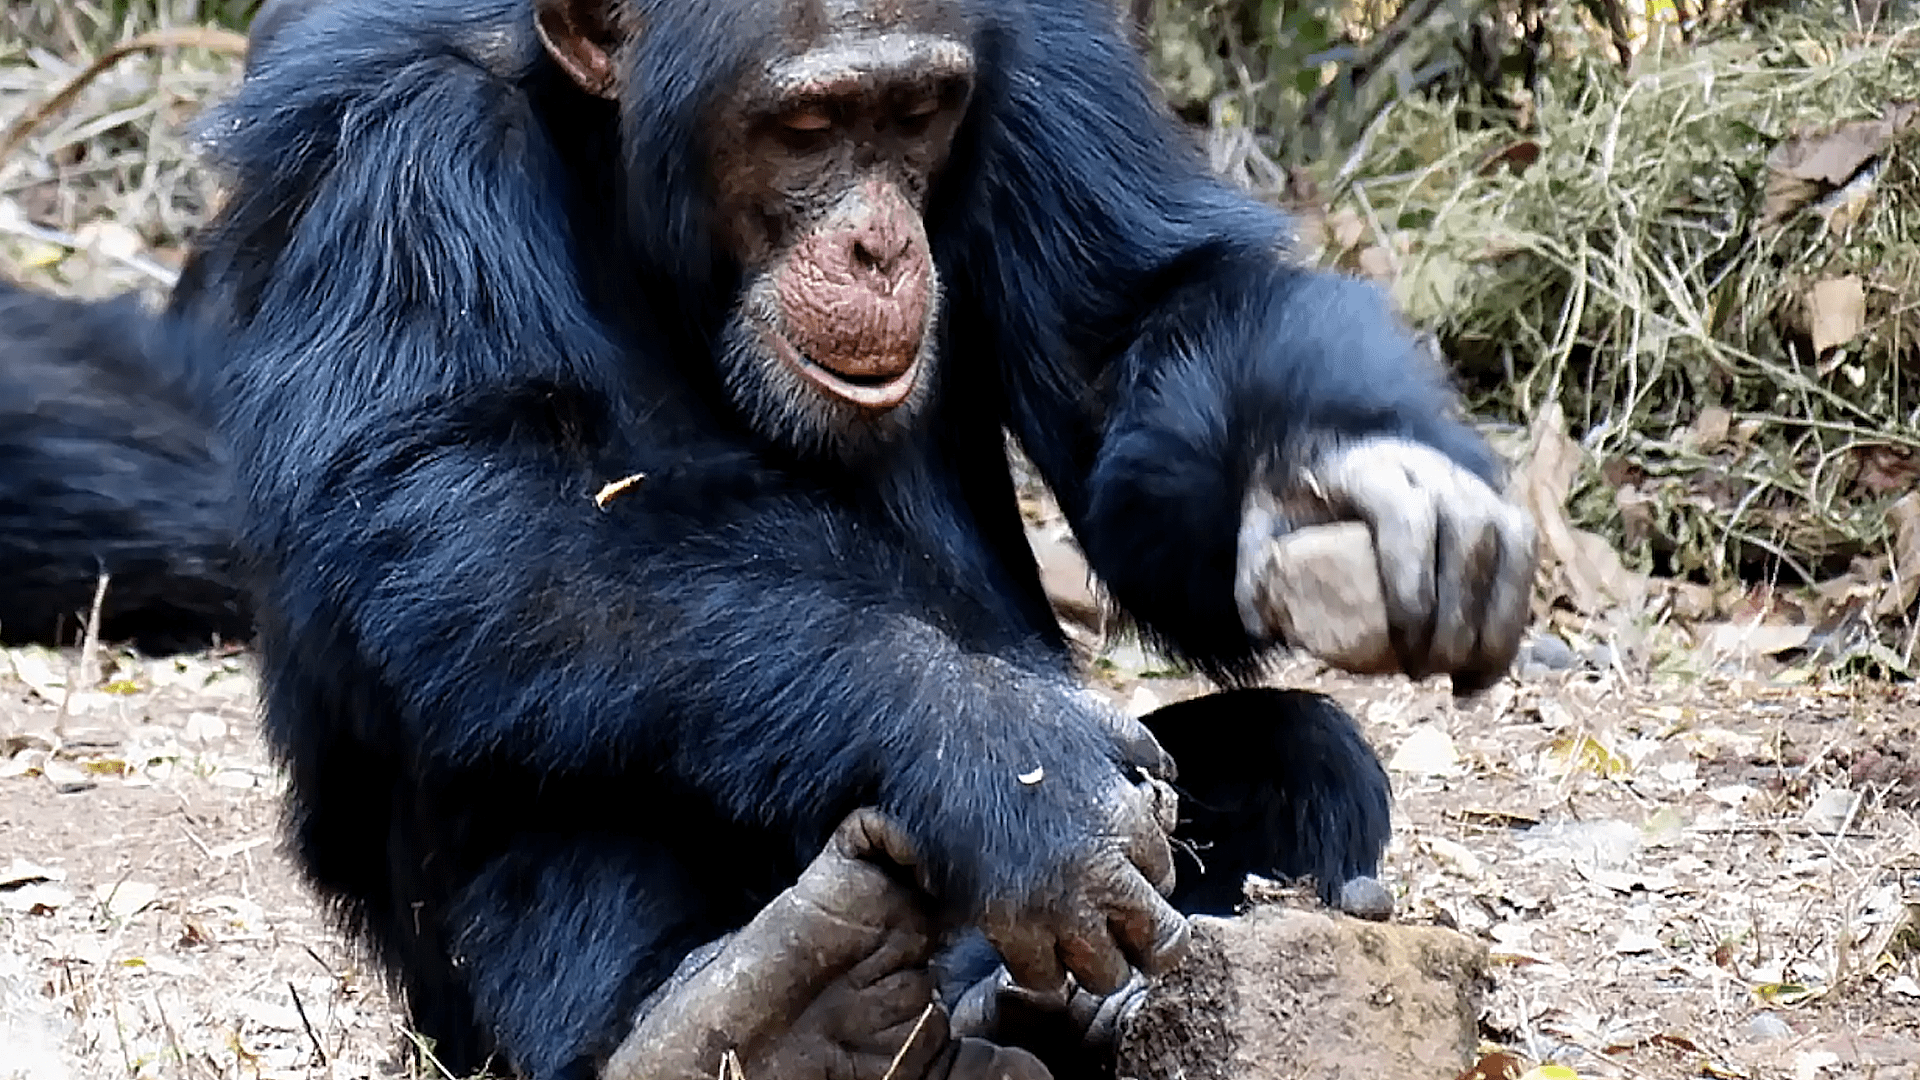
[706,1,975,453]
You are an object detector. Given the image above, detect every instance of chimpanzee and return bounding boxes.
[171,0,1536,1076]
[0,279,246,651]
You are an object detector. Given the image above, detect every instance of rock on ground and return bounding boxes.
[1117,906,1487,1080]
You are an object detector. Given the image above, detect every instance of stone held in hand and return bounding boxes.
[1245,522,1397,674]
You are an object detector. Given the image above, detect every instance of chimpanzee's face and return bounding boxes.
[536,0,976,455]
[703,2,974,451]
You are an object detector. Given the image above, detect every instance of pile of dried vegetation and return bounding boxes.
[1276,18,1920,671]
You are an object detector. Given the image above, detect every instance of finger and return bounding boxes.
[1056,905,1135,996]
[948,965,1011,1039]
[842,921,941,989]
[1142,775,1180,845]
[796,816,932,942]
[1103,873,1190,978]
[1346,468,1439,677]
[1066,982,1106,1034]
[1319,448,1438,651]
[1123,789,1179,897]
[857,1002,952,1080]
[989,916,1070,999]
[1428,507,1498,676]
[937,1039,1055,1080]
[993,978,1076,1022]
[1087,699,1175,781]
[1454,506,1538,695]
[842,970,945,1048]
[1078,971,1148,1052]
[1235,485,1292,641]
[834,807,924,872]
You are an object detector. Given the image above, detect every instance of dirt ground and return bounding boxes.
[6,633,1920,1080]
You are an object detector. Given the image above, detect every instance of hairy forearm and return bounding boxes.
[1067,262,1496,676]
[259,438,1121,892]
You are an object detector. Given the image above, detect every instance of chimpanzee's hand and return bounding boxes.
[603,809,1045,1080]
[1234,437,1537,694]
[966,704,1189,1000]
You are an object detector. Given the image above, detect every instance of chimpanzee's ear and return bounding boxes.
[533,0,629,98]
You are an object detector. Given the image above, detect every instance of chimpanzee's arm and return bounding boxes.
[247,385,1184,994]
[274,393,1116,883]
[950,0,1526,682]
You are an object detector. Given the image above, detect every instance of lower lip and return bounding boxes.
[758,325,921,412]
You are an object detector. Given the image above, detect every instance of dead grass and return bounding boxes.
[1268,19,1920,656]
[0,2,241,300]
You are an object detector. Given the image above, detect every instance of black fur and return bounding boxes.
[0,280,246,652]
[168,1,1480,1076]
[1144,688,1392,916]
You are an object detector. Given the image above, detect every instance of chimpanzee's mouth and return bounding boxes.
[757,323,921,411]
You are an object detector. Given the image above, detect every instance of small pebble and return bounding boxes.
[1746,1011,1792,1042]
[1521,633,1575,671]
[1336,876,1395,921]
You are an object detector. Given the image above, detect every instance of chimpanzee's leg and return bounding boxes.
[1142,688,1392,917]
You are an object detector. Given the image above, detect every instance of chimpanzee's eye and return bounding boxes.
[778,105,834,133]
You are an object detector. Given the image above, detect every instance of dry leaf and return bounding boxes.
[0,860,64,889]
[1802,787,1861,834]
[1761,104,1918,226]
[0,882,73,913]
[1875,492,1920,617]
[1816,163,1883,236]
[183,712,228,742]
[1696,621,1813,659]
[1454,1051,1527,1080]
[1774,115,1898,183]
[73,220,144,262]
[1854,446,1920,496]
[1326,208,1367,252]
[1388,725,1460,776]
[1476,139,1541,176]
[1356,244,1395,282]
[41,760,95,794]
[1793,1049,1840,1078]
[18,242,67,269]
[1424,836,1486,878]
[1806,276,1865,354]
[1547,734,1630,780]
[1686,406,1732,451]
[8,645,68,702]
[592,472,647,509]
[1521,406,1646,618]
[95,880,159,920]
[1576,862,1678,894]
[1615,929,1662,954]
[236,997,305,1032]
